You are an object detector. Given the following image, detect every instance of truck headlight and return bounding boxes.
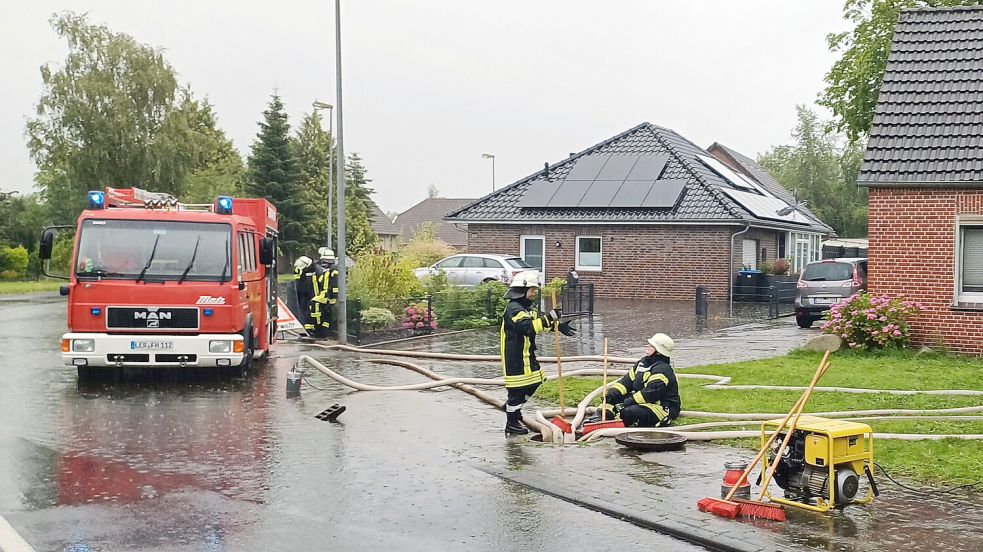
[72,339,95,352]
[209,340,233,353]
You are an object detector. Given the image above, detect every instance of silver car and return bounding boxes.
[794,258,868,328]
[413,254,533,287]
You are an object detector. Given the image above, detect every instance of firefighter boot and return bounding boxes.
[505,411,529,436]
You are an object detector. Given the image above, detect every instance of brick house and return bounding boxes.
[859,7,983,355]
[446,123,832,300]
[367,198,400,252]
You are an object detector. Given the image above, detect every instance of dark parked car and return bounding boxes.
[794,258,868,328]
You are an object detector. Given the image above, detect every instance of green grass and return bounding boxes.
[0,280,63,295]
[539,349,983,485]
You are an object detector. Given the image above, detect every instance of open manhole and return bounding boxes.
[615,431,687,452]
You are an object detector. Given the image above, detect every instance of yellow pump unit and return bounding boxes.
[761,416,878,512]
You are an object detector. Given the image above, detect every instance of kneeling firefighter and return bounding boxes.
[594,333,681,427]
[501,270,577,436]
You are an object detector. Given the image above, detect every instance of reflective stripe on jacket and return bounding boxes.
[500,297,553,388]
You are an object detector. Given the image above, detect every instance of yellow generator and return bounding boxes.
[761,415,878,512]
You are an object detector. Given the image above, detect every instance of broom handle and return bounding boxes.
[722,351,831,502]
[601,338,609,422]
[756,357,831,501]
[551,288,564,417]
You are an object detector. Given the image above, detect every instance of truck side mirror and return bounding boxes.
[40,228,55,260]
[259,237,275,266]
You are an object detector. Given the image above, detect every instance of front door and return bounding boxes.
[520,235,545,276]
[742,239,757,270]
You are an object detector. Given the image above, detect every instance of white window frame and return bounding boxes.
[575,235,603,272]
[955,215,983,304]
[519,235,545,274]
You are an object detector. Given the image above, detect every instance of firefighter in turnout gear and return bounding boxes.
[316,247,340,306]
[305,261,330,339]
[501,270,577,436]
[293,256,315,330]
[593,333,681,427]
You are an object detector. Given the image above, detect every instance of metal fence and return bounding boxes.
[728,276,798,319]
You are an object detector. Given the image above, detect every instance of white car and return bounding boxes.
[413,254,534,287]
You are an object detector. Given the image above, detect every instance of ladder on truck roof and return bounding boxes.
[105,187,215,212]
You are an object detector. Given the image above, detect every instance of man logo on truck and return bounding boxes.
[134,309,171,328]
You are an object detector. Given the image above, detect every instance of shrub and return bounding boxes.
[400,237,456,269]
[0,245,29,279]
[821,293,923,350]
[422,269,449,296]
[542,277,567,305]
[402,302,437,332]
[360,307,396,330]
[772,258,791,276]
[348,251,423,312]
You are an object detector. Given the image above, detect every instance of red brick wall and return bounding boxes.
[868,187,983,355]
[467,224,778,300]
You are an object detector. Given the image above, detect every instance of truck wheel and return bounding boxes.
[236,330,253,378]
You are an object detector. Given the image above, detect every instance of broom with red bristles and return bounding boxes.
[697,351,831,520]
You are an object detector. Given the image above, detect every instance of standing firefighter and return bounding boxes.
[309,247,339,338]
[293,256,315,331]
[594,333,681,427]
[501,270,576,436]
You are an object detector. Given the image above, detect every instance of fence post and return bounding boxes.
[427,295,434,334]
[769,285,778,319]
[696,286,709,318]
[588,282,595,316]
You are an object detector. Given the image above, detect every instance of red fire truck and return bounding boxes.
[40,187,279,377]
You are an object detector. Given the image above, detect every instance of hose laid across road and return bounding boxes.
[297,343,983,445]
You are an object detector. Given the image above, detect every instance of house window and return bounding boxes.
[576,236,602,271]
[957,221,983,302]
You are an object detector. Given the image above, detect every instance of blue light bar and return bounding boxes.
[90,307,101,316]
[216,196,233,215]
[87,191,105,210]
[203,308,214,317]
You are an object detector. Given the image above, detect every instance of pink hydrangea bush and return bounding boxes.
[402,302,438,332]
[821,293,922,350]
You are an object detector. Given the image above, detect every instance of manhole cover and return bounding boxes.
[615,431,687,452]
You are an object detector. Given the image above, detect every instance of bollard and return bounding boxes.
[720,460,751,499]
[286,369,302,397]
[695,286,709,318]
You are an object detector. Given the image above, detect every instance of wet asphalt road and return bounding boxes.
[0,296,704,551]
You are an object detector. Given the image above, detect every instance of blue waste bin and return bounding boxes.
[735,269,764,302]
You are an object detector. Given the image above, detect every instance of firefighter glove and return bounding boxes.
[546,308,561,324]
[558,320,576,337]
[621,396,636,409]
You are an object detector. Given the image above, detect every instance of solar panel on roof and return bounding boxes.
[626,154,669,180]
[564,154,610,180]
[697,155,757,191]
[609,180,656,207]
[640,179,686,208]
[595,155,639,181]
[577,180,623,207]
[719,187,811,224]
[735,173,775,197]
[546,180,592,207]
[519,180,562,207]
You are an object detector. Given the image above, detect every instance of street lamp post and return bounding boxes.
[481,153,496,191]
[334,0,348,344]
[312,101,333,250]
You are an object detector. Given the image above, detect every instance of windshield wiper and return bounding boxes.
[218,236,230,283]
[177,236,202,284]
[136,234,161,283]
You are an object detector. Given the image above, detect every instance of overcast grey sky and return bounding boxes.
[1,1,848,214]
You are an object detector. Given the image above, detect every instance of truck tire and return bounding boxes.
[236,326,253,378]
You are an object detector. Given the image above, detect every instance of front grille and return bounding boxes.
[106,307,199,330]
[155,354,197,363]
[106,354,150,363]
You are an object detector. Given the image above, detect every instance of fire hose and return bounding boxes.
[296,343,983,445]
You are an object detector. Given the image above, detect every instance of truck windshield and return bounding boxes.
[75,220,232,282]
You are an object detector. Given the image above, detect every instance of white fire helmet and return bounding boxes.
[294,256,313,271]
[317,247,336,261]
[647,333,675,357]
[509,270,542,289]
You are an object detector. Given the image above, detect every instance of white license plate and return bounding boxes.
[811,297,839,305]
[130,340,174,350]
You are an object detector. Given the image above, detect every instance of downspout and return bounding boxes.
[729,222,751,318]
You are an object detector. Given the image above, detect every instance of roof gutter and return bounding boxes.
[858,180,983,188]
[443,218,830,233]
[729,222,751,319]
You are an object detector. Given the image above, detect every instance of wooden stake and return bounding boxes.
[551,288,564,418]
[601,338,609,422]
